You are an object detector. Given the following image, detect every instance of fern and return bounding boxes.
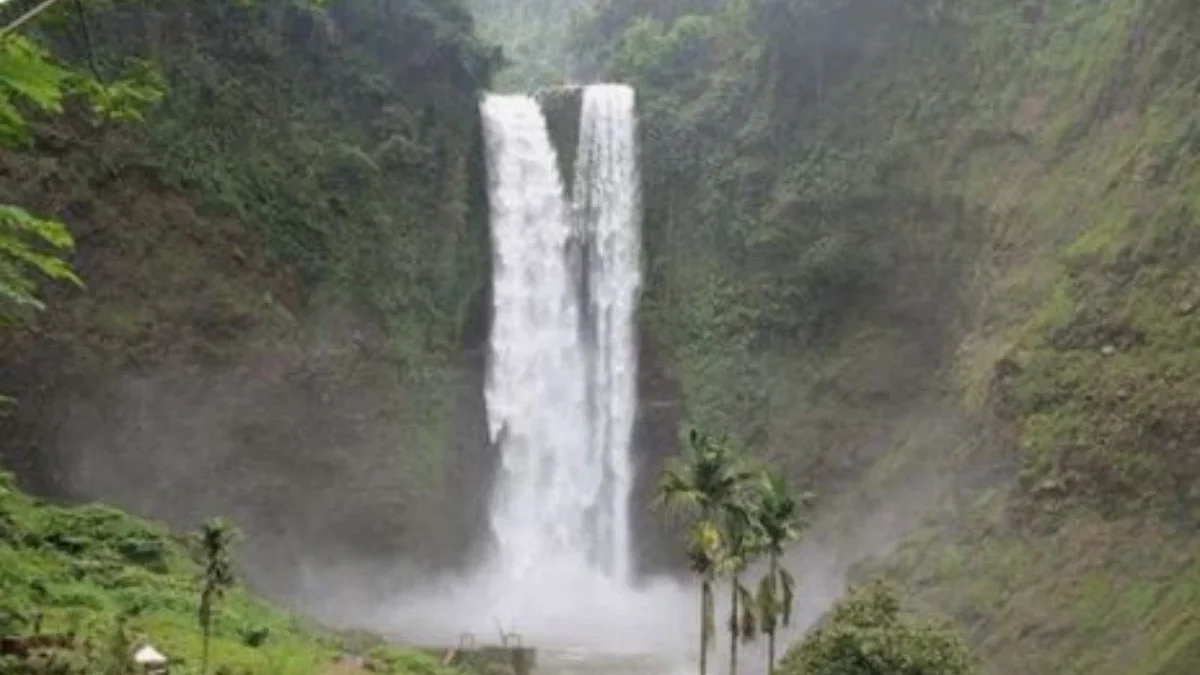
[0,34,77,325]
[0,205,82,323]
[70,58,165,123]
[0,34,69,146]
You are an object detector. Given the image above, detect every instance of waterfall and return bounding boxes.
[480,84,641,608]
[380,86,689,655]
[482,92,593,580]
[572,84,641,581]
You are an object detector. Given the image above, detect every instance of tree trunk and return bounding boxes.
[767,630,776,675]
[201,624,210,675]
[767,555,778,675]
[700,580,709,675]
[729,575,739,675]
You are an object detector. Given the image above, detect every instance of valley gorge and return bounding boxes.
[2,0,1200,674]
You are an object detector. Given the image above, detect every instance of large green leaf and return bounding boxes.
[0,93,26,146]
[0,204,82,322]
[0,34,69,145]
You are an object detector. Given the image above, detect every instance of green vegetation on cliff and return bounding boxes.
[1,0,499,594]
[465,0,588,90]
[0,23,158,333]
[63,0,497,371]
[566,0,1200,672]
[1,0,501,641]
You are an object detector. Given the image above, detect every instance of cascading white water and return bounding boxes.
[373,86,692,657]
[481,91,594,583]
[482,83,641,592]
[572,84,641,581]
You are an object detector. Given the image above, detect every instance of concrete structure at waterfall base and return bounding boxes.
[419,634,536,675]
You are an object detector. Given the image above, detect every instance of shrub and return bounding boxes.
[782,580,976,675]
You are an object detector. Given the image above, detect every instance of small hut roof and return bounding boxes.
[134,645,168,664]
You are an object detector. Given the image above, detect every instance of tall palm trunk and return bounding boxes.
[201,623,211,675]
[700,580,710,675]
[729,574,739,675]
[766,555,778,675]
[767,629,776,675]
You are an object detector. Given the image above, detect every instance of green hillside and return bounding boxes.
[557,0,1200,672]
[0,471,455,675]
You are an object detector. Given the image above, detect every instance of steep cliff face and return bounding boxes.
[0,0,499,598]
[565,0,1200,671]
[536,85,583,192]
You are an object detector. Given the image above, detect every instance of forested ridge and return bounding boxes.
[536,0,1200,672]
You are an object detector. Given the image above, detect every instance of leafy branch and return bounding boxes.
[0,204,82,323]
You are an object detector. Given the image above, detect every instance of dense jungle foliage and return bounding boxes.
[0,0,503,586]
[464,0,587,90]
[537,0,1200,673]
[57,0,498,369]
[2,0,502,668]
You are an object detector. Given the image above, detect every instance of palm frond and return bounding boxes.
[687,519,728,576]
[755,471,815,556]
[655,465,705,516]
[0,204,82,322]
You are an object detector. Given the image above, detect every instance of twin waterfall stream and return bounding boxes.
[483,85,640,594]
[379,84,694,674]
[475,85,692,672]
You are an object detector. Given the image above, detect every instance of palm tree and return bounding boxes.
[656,429,756,520]
[752,473,812,675]
[656,428,757,675]
[686,518,725,671]
[196,518,238,675]
[720,501,763,675]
